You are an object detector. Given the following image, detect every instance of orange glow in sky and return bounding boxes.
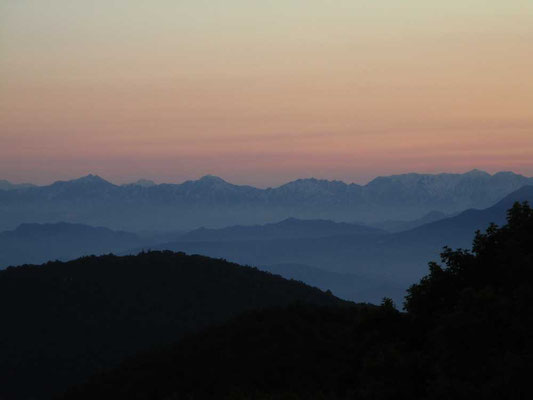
[1,0,532,186]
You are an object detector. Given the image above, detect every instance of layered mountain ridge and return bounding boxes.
[3,185,531,304]
[1,170,531,231]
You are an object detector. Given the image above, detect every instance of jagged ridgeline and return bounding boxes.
[61,203,533,400]
[0,252,346,400]
[1,170,532,231]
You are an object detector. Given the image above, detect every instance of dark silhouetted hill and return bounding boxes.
[62,202,533,399]
[0,251,344,399]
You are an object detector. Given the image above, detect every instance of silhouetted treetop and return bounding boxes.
[3,203,533,399]
[61,203,533,399]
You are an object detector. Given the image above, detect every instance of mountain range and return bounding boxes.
[1,170,531,231]
[2,184,531,304]
[143,185,533,301]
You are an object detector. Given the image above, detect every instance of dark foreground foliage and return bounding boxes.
[0,252,343,399]
[61,202,533,399]
[403,201,533,399]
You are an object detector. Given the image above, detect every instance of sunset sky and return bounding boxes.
[1,0,532,186]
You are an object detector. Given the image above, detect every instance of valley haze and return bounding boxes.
[1,170,532,304]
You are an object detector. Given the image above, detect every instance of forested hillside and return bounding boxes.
[63,202,533,399]
[0,252,344,399]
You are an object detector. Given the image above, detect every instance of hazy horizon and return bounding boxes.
[2,1,532,187]
[2,167,532,188]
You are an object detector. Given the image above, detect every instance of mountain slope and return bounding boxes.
[180,218,384,242]
[0,219,390,303]
[147,186,533,293]
[0,251,344,399]
[395,184,533,248]
[62,203,533,399]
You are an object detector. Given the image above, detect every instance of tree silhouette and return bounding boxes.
[2,203,533,399]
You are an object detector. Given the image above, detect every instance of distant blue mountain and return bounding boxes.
[144,185,533,298]
[0,222,143,268]
[2,186,531,303]
[261,263,404,304]
[0,170,531,231]
[392,184,533,248]
[180,218,384,242]
[371,210,452,232]
[121,179,156,187]
[0,179,35,190]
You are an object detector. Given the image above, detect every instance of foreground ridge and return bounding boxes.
[62,202,533,400]
[0,251,345,399]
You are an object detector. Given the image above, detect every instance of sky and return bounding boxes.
[1,0,532,186]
